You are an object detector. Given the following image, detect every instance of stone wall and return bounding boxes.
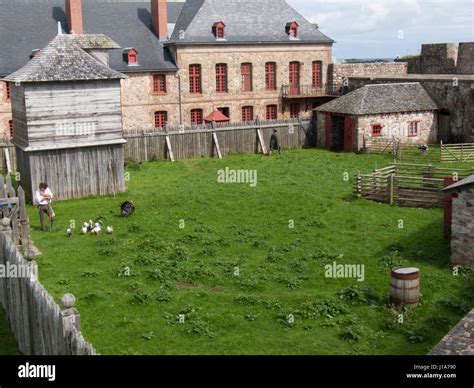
[120,72,181,131]
[348,76,474,143]
[176,44,333,123]
[315,111,437,150]
[357,111,437,150]
[329,62,408,89]
[451,187,474,268]
[0,80,12,139]
[457,42,474,75]
[429,309,473,355]
[420,43,458,74]
[120,43,332,131]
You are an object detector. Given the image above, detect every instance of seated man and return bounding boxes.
[269,129,282,156]
[34,183,55,231]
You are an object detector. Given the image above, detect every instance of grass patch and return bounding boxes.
[29,148,473,355]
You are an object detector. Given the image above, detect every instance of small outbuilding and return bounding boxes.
[5,33,127,200]
[314,83,441,152]
[443,175,474,268]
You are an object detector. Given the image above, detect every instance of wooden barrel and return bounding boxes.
[390,267,420,307]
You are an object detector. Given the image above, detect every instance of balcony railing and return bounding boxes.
[281,84,344,98]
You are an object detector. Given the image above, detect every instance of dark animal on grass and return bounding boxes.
[418,144,429,154]
[120,201,136,217]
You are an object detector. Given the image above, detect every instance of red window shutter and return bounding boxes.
[266,105,277,120]
[289,103,300,118]
[154,111,167,128]
[325,113,331,149]
[189,64,202,94]
[129,53,137,64]
[265,62,277,91]
[5,82,11,100]
[242,106,254,122]
[241,63,253,92]
[312,61,322,88]
[371,124,382,137]
[289,62,300,96]
[153,74,167,94]
[8,120,13,139]
[191,109,203,125]
[216,64,228,93]
[408,121,419,137]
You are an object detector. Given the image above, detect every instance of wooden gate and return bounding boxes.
[440,141,474,163]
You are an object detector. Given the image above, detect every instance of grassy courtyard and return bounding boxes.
[29,148,473,355]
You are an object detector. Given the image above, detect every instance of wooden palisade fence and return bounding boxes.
[0,179,96,355]
[355,163,474,208]
[124,119,312,163]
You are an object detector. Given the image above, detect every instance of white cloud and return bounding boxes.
[287,0,474,57]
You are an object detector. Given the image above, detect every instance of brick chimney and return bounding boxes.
[65,0,84,34]
[151,0,168,40]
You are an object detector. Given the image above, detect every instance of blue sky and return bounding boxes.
[287,0,474,59]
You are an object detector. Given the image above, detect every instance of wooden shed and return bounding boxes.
[5,34,127,200]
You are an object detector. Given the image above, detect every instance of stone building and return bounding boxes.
[5,34,126,200]
[0,0,335,138]
[314,83,440,152]
[443,175,474,269]
[347,74,474,143]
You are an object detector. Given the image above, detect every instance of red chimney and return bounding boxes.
[65,0,84,34]
[151,0,168,40]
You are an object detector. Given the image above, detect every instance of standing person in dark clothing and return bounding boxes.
[269,129,282,156]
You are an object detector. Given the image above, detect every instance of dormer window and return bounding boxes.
[286,21,299,39]
[212,22,226,40]
[123,48,138,66]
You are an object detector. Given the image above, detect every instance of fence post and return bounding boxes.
[389,173,395,206]
[60,294,81,337]
[356,172,362,198]
[443,177,455,239]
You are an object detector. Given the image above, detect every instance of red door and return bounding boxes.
[289,62,300,96]
[344,116,354,152]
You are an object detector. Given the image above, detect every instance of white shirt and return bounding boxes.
[34,188,53,206]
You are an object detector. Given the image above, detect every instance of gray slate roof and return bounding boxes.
[168,0,334,45]
[5,35,126,83]
[0,0,185,76]
[67,34,121,49]
[442,175,474,193]
[315,83,441,115]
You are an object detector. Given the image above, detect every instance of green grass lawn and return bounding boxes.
[29,148,473,355]
[0,306,20,355]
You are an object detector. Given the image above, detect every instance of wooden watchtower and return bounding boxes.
[5,34,127,200]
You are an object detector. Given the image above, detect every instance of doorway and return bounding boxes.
[330,115,345,151]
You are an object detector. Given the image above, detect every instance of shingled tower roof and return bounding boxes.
[5,34,126,83]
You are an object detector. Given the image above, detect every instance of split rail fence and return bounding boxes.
[355,163,474,208]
